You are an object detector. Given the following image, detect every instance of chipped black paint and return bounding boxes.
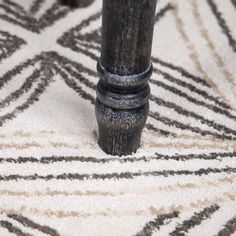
[96,0,157,156]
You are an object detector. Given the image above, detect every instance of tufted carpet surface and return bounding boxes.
[0,0,236,235]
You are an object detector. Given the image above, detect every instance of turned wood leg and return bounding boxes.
[96,0,157,156]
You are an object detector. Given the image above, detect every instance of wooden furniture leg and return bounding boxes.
[96,0,157,156]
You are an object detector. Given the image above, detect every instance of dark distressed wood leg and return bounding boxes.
[96,0,157,156]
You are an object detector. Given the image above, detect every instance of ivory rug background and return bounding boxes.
[0,0,236,235]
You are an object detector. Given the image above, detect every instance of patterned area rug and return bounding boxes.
[0,0,236,235]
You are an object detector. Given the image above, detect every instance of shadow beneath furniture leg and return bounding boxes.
[59,0,94,8]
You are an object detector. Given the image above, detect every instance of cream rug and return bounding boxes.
[0,0,236,235]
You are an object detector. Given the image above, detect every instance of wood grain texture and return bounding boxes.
[96,0,157,156]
